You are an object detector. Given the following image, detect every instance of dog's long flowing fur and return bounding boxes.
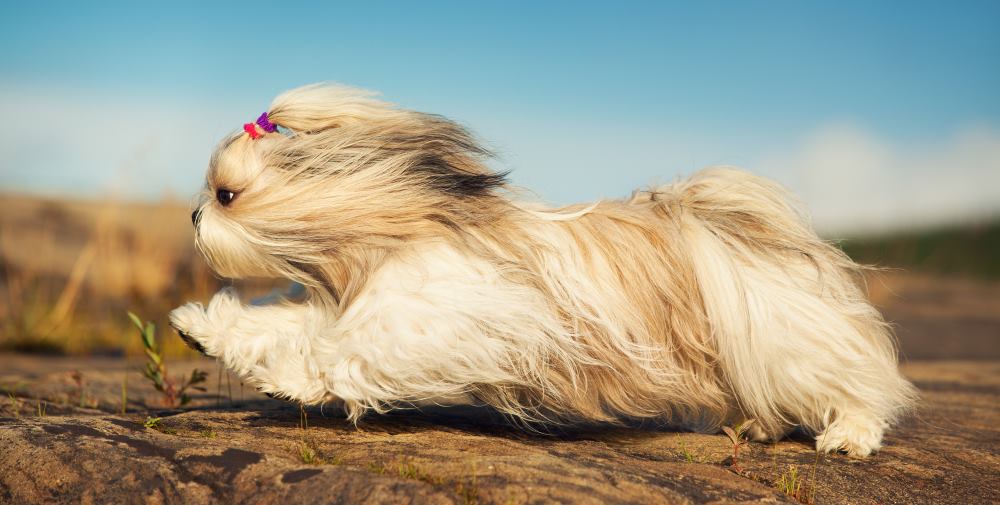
[170,84,916,456]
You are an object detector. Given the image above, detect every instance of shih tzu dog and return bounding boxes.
[170,83,915,457]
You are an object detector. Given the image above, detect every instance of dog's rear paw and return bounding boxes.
[169,303,213,356]
[816,416,885,457]
[747,422,792,443]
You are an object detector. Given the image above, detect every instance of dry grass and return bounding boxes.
[3,190,996,360]
[0,192,278,356]
[143,416,177,434]
[675,434,708,463]
[0,192,207,355]
[298,441,330,465]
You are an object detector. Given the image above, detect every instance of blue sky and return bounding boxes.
[2,1,999,233]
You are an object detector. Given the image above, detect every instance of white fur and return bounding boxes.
[170,84,916,457]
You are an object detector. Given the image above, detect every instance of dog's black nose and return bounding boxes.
[191,208,202,227]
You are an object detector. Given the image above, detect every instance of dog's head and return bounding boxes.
[191,84,507,295]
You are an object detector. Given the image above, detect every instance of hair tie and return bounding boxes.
[256,112,278,133]
[243,123,262,139]
[243,112,278,139]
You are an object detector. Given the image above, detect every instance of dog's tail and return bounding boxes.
[653,167,916,437]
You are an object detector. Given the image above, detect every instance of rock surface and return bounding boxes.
[1,356,997,504]
[1,274,998,504]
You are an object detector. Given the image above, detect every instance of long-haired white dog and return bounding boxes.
[170,84,916,457]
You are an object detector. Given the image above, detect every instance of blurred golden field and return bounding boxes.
[0,193,218,356]
[1,191,998,359]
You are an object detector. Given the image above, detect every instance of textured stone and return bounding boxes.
[1,356,997,504]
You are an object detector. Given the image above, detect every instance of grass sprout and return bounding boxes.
[143,416,177,434]
[721,419,756,473]
[130,311,207,407]
[7,393,22,417]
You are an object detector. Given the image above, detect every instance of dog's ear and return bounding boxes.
[396,113,508,198]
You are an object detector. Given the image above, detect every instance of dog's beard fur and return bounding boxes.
[173,83,916,457]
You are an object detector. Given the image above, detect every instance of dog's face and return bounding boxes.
[191,84,506,291]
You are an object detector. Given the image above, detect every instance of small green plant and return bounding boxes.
[676,434,705,463]
[295,405,342,465]
[70,370,96,408]
[680,445,695,463]
[296,404,318,464]
[721,419,756,472]
[299,442,325,464]
[297,439,341,465]
[398,459,444,485]
[36,399,46,417]
[7,393,22,417]
[129,312,207,407]
[367,457,478,503]
[776,463,816,504]
[807,438,824,504]
[200,429,217,439]
[367,458,442,485]
[776,465,804,500]
[143,416,177,434]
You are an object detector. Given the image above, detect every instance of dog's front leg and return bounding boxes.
[168,287,330,403]
[168,287,246,358]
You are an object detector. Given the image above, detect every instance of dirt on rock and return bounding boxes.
[1,274,998,504]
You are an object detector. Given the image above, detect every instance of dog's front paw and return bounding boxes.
[169,288,244,357]
[168,303,214,356]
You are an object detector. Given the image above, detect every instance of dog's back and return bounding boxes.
[506,168,916,454]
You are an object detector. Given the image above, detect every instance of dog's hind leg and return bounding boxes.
[667,168,916,457]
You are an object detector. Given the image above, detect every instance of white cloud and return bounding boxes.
[0,84,242,200]
[759,123,1000,236]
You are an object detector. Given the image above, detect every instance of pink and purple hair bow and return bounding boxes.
[243,112,278,139]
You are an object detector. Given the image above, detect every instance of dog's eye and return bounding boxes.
[216,189,236,206]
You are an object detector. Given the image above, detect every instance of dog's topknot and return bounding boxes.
[194,83,512,299]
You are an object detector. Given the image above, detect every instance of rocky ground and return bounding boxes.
[1,274,998,504]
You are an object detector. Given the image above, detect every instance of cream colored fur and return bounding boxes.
[170,83,916,457]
